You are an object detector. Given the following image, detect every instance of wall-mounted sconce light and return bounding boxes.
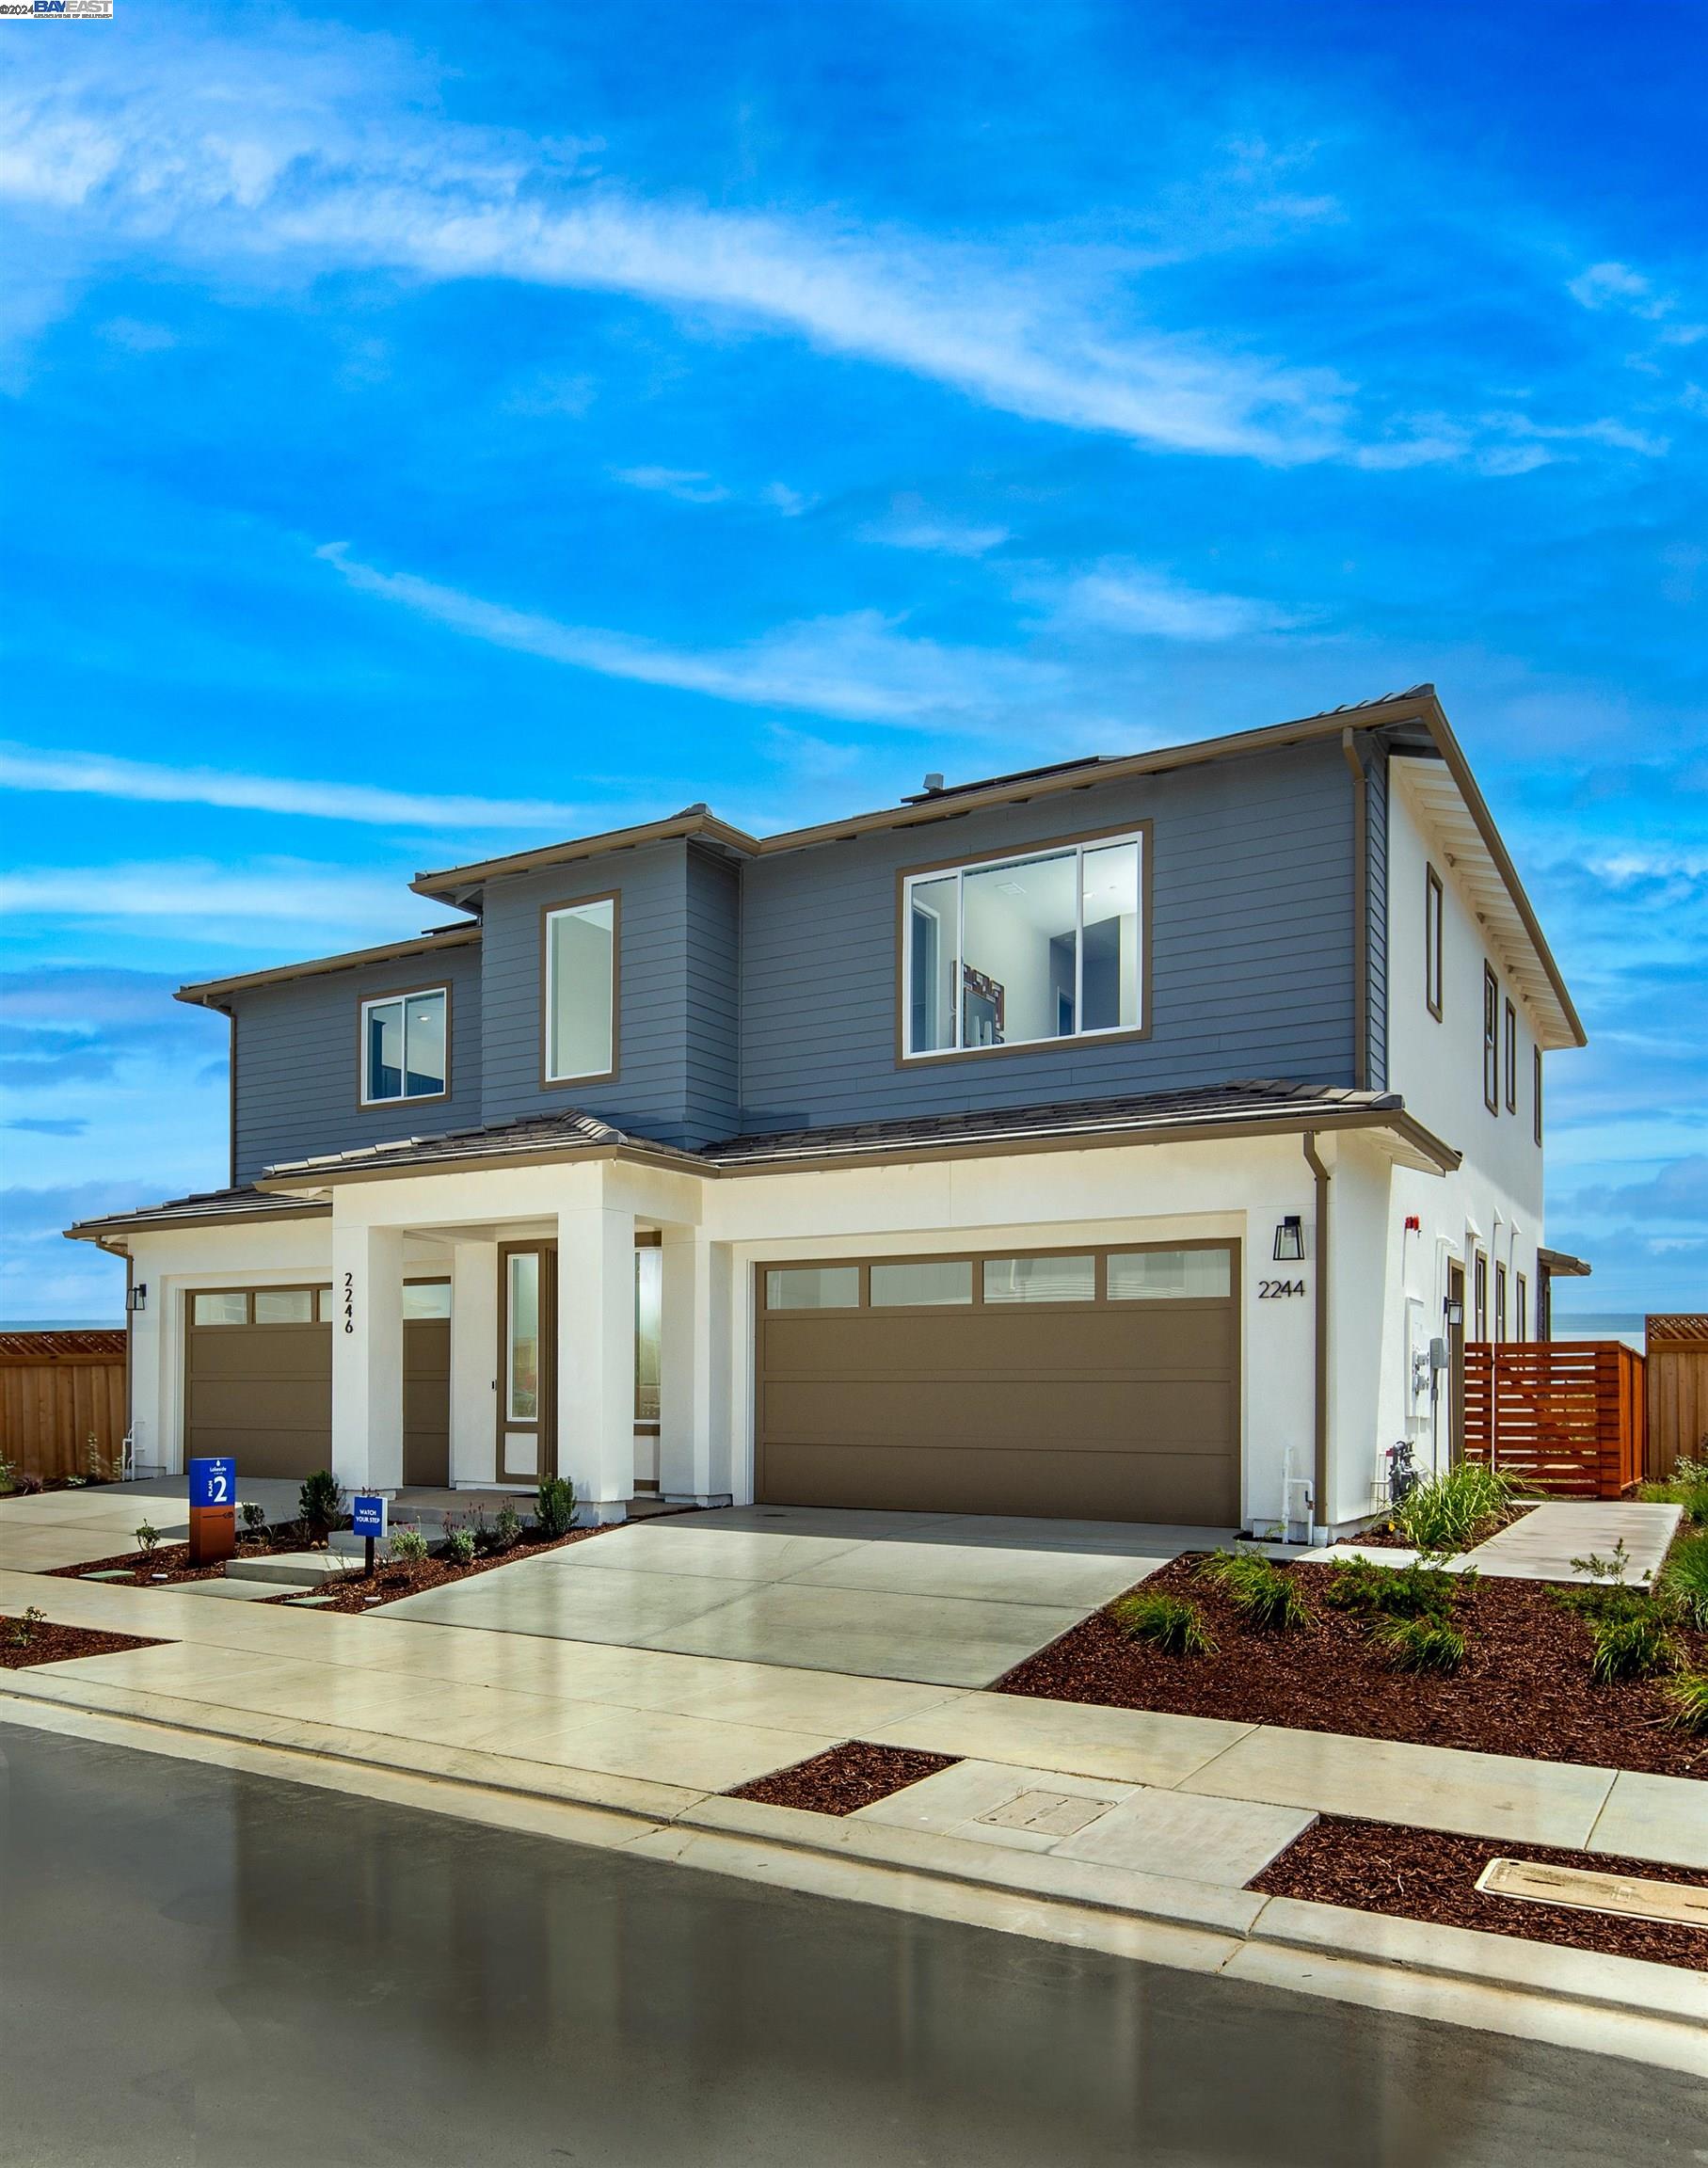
[127,1283,147,1314]
[1272,1216,1304,1263]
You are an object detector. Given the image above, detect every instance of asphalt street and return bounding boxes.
[0,1719,1700,2165]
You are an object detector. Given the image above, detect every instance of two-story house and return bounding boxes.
[69,686,1586,1541]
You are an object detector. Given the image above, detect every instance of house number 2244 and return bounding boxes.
[1257,1278,1306,1299]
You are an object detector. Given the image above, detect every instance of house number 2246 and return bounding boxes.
[343,1271,356,1335]
[1258,1278,1306,1299]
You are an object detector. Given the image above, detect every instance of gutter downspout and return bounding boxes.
[1303,1131,1332,1539]
[1341,727,1369,1092]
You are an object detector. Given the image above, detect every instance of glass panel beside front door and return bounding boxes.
[507,1251,540,1422]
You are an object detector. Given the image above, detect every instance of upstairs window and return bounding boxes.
[361,987,448,1105]
[902,831,1145,1060]
[544,894,617,1084]
[1482,966,1499,1113]
[1533,1045,1543,1146]
[1425,866,1444,1019]
[1504,999,1518,1113]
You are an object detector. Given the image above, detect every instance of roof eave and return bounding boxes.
[176,923,481,1008]
[411,811,761,904]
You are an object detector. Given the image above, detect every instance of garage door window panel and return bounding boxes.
[192,1292,249,1326]
[765,1265,861,1310]
[870,1259,974,1308]
[982,1253,1096,1304]
[1108,1248,1231,1300]
[253,1288,315,1325]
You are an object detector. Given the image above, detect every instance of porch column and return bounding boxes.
[555,1189,634,1522]
[448,1238,499,1486]
[659,1230,732,1506]
[330,1222,404,1493]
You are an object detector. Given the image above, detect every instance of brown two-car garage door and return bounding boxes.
[184,1283,451,1484]
[756,1242,1238,1525]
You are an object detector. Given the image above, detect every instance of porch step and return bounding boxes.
[225,1551,356,1588]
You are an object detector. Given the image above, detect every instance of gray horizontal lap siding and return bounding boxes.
[1365,740,1389,1092]
[479,839,741,1148]
[738,741,1358,1130]
[231,942,483,1185]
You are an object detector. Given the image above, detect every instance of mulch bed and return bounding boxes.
[997,1556,1708,1778]
[1356,1499,1540,1552]
[45,1522,326,1589]
[274,1522,611,1612]
[1,1616,164,1669]
[727,1741,962,1816]
[1253,1816,1708,1972]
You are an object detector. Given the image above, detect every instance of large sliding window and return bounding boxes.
[360,987,448,1105]
[543,894,617,1084]
[902,830,1145,1059]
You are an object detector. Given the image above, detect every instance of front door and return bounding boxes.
[1445,1261,1466,1465]
[498,1242,556,1482]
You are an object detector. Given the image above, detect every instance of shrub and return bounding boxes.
[134,1522,161,1555]
[1196,1550,1312,1630]
[1378,1616,1467,1674]
[1588,1609,1679,1685]
[1656,1532,1708,1631]
[1110,1589,1215,1657]
[1660,1671,1708,1733]
[0,1455,14,1496]
[493,1500,524,1552]
[535,1475,578,1539]
[445,1526,477,1567]
[388,1527,430,1566]
[298,1470,347,1544]
[86,1432,107,1484]
[8,1604,47,1649]
[1638,1473,1708,1528]
[1320,1557,1386,1611]
[238,1500,267,1539]
[1395,1464,1524,1553]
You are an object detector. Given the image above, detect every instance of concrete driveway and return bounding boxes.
[383,1505,1232,1688]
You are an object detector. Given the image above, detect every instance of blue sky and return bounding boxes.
[3,0,1705,1321]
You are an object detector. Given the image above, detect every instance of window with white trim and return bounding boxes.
[544,896,616,1082]
[902,833,1143,1058]
[361,988,448,1104]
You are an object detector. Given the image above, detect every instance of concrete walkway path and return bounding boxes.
[1463,1499,1683,1583]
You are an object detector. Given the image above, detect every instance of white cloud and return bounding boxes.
[613,465,731,504]
[0,858,450,941]
[320,544,1065,727]
[1569,262,1665,316]
[1053,562,1300,642]
[0,39,1352,465]
[0,741,585,829]
[866,509,1010,557]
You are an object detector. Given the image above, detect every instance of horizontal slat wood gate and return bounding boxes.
[0,1331,127,1483]
[1463,1341,1645,1498]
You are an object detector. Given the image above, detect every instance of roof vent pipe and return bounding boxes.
[921,773,945,794]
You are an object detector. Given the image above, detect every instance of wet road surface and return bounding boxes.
[0,1719,1700,2165]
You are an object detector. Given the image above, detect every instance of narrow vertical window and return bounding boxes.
[1533,1046,1543,1146]
[1473,1252,1488,1340]
[506,1251,540,1422]
[1482,966,1499,1113]
[1504,999,1517,1113]
[1494,1262,1508,1343]
[1424,866,1444,1020]
[634,1244,662,1423]
[544,895,617,1083]
[361,987,448,1104]
[1516,1273,1529,1342]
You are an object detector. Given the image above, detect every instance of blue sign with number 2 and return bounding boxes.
[189,1458,235,1509]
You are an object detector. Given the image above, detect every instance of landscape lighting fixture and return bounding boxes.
[1272,1216,1304,1263]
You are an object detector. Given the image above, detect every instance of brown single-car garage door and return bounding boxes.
[756,1241,1238,1524]
[184,1283,451,1484]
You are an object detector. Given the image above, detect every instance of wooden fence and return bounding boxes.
[1463,1340,1646,1498]
[0,1331,127,1483]
[1646,1315,1708,1479]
